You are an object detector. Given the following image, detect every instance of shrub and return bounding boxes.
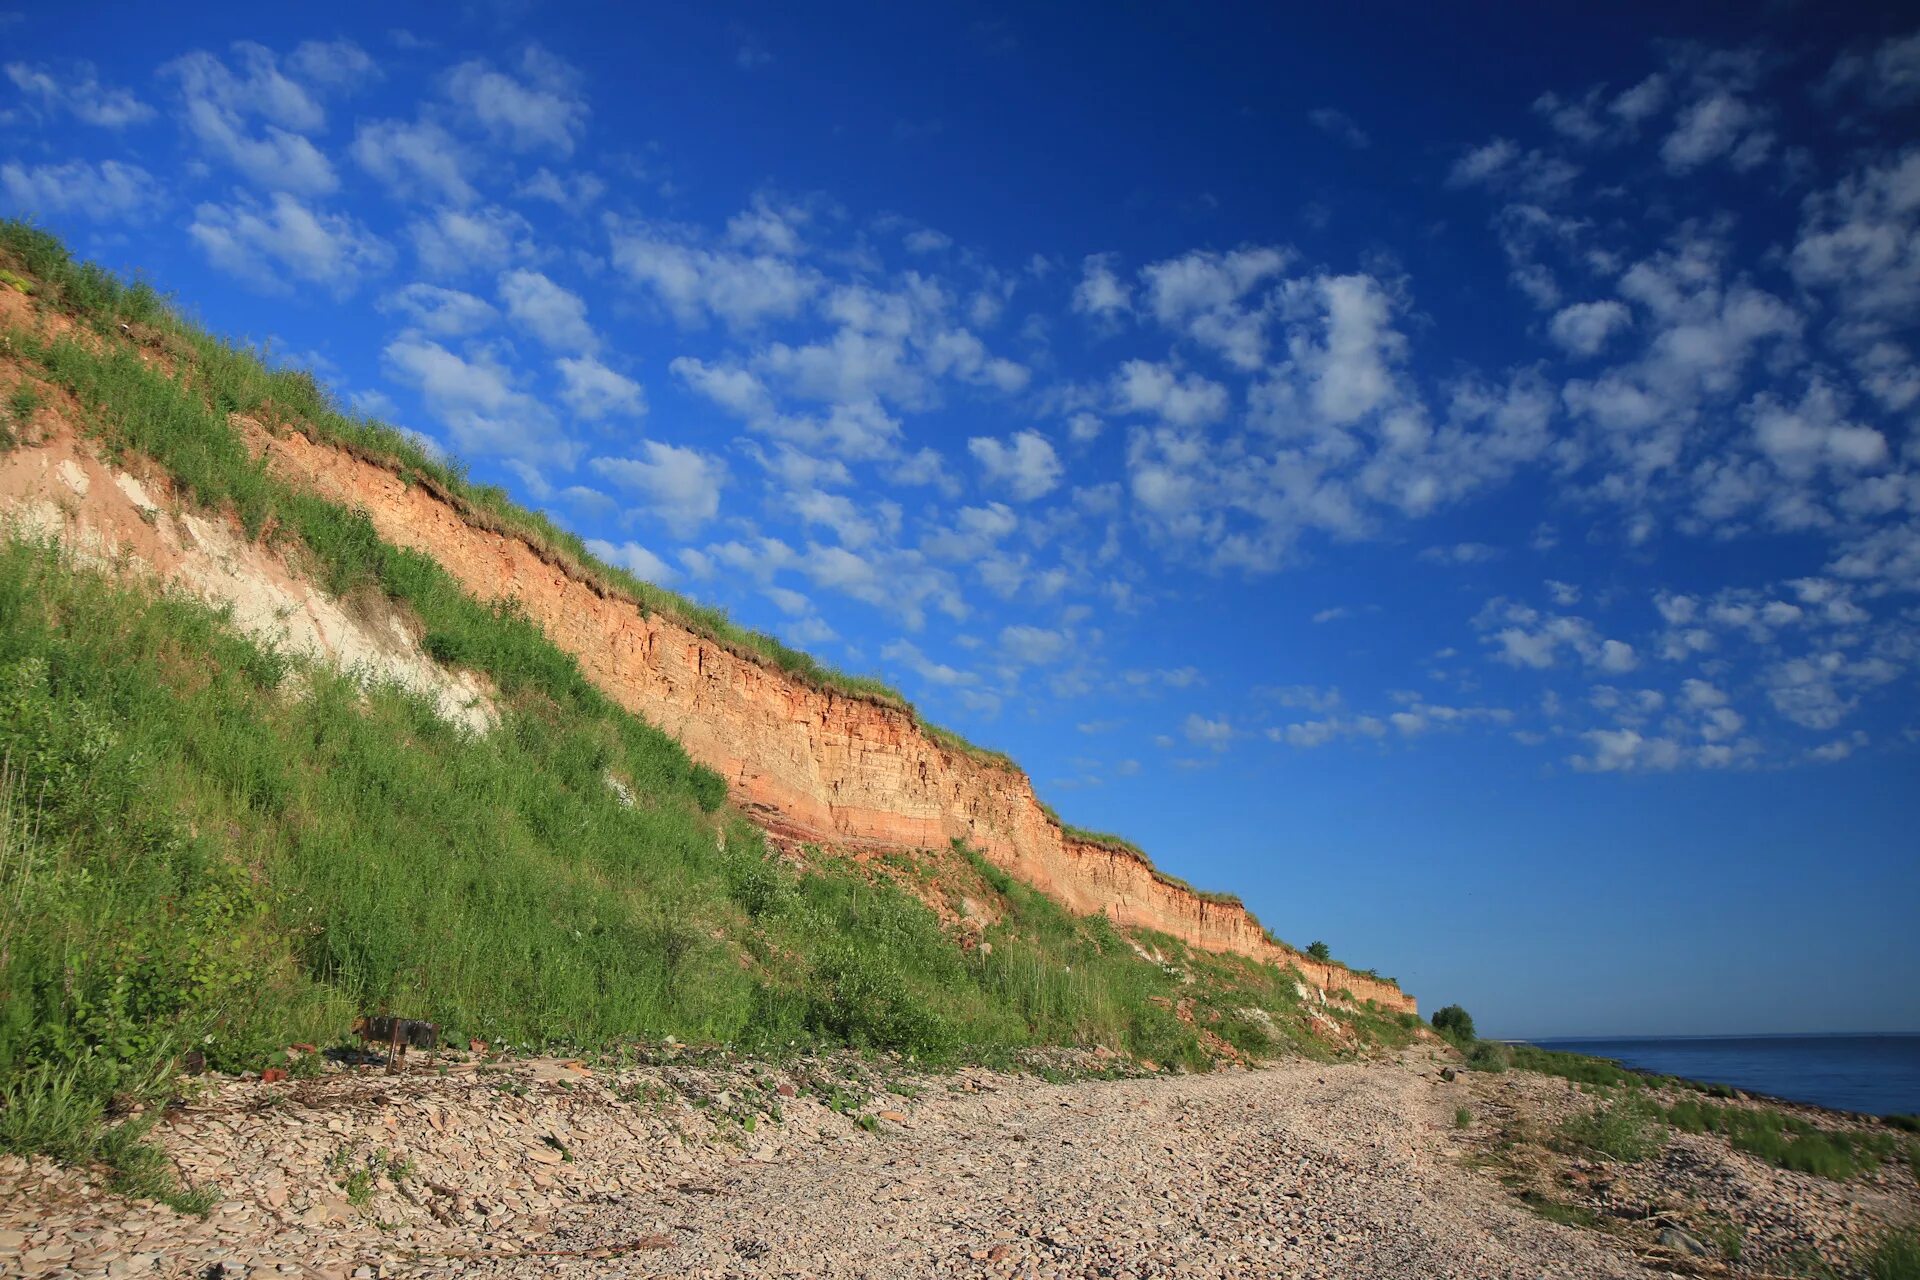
[1465,1040,1510,1073]
[1430,1004,1476,1044]
[1453,1106,1472,1129]
[1560,1096,1668,1162]
[1306,941,1331,961]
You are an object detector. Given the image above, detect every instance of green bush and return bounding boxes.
[1465,1040,1510,1073]
[1306,940,1331,961]
[1559,1096,1668,1162]
[1431,1004,1476,1044]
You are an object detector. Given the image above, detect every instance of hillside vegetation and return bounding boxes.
[0,222,1418,1203]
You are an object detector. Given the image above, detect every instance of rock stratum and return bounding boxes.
[251,425,1412,1014]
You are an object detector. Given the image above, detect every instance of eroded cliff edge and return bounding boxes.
[256,426,1413,1014]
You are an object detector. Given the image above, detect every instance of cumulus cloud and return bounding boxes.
[610,221,819,329]
[378,282,498,336]
[4,60,154,127]
[586,538,677,584]
[556,356,645,419]
[0,160,160,221]
[1549,300,1632,355]
[444,46,587,155]
[382,336,573,465]
[1112,360,1229,426]
[408,205,536,278]
[1140,246,1289,369]
[1071,253,1131,319]
[162,42,363,194]
[1308,107,1369,149]
[1182,713,1233,751]
[592,443,728,535]
[969,430,1063,501]
[1824,30,1920,109]
[352,118,475,205]
[189,192,393,296]
[1000,624,1071,666]
[498,269,596,352]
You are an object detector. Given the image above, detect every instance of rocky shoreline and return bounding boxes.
[2,1044,1914,1279]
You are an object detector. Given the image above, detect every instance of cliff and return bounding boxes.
[254,425,1414,1014]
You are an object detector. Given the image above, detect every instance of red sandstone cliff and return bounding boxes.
[256,426,1414,1015]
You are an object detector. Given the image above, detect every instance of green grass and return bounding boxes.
[1558,1096,1668,1162]
[1454,1105,1472,1129]
[1507,1044,1638,1088]
[1866,1228,1920,1280]
[1662,1099,1901,1180]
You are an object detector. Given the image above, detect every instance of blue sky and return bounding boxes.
[5,2,1917,1038]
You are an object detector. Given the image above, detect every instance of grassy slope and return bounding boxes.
[0,222,1317,925]
[0,223,1415,1203]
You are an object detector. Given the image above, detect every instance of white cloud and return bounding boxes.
[1182,713,1233,751]
[408,205,536,278]
[1749,379,1888,479]
[498,269,596,352]
[999,624,1070,666]
[0,160,160,221]
[610,221,819,329]
[1824,31,1920,109]
[382,336,574,465]
[969,430,1063,501]
[556,356,645,419]
[586,538,676,584]
[1072,253,1131,320]
[1446,138,1579,201]
[1479,600,1637,673]
[189,192,393,297]
[1140,246,1289,369]
[1418,542,1500,566]
[285,39,379,91]
[1660,91,1771,173]
[378,282,498,336]
[4,60,154,127]
[517,167,606,212]
[444,46,587,156]
[592,442,727,535]
[162,42,354,194]
[1308,107,1369,149]
[883,639,974,686]
[726,194,812,256]
[1549,300,1632,356]
[1791,149,1920,327]
[352,118,475,205]
[1112,360,1229,427]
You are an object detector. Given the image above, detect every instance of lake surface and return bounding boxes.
[1527,1034,1920,1117]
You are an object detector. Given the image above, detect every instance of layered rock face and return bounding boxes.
[259,428,1415,1014]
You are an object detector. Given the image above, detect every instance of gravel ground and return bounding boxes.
[0,1047,1671,1280]
[504,1053,1655,1280]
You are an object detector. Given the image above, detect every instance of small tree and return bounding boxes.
[1431,1004,1476,1044]
[1306,940,1331,961]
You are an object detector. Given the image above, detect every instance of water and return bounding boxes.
[1527,1034,1920,1117]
